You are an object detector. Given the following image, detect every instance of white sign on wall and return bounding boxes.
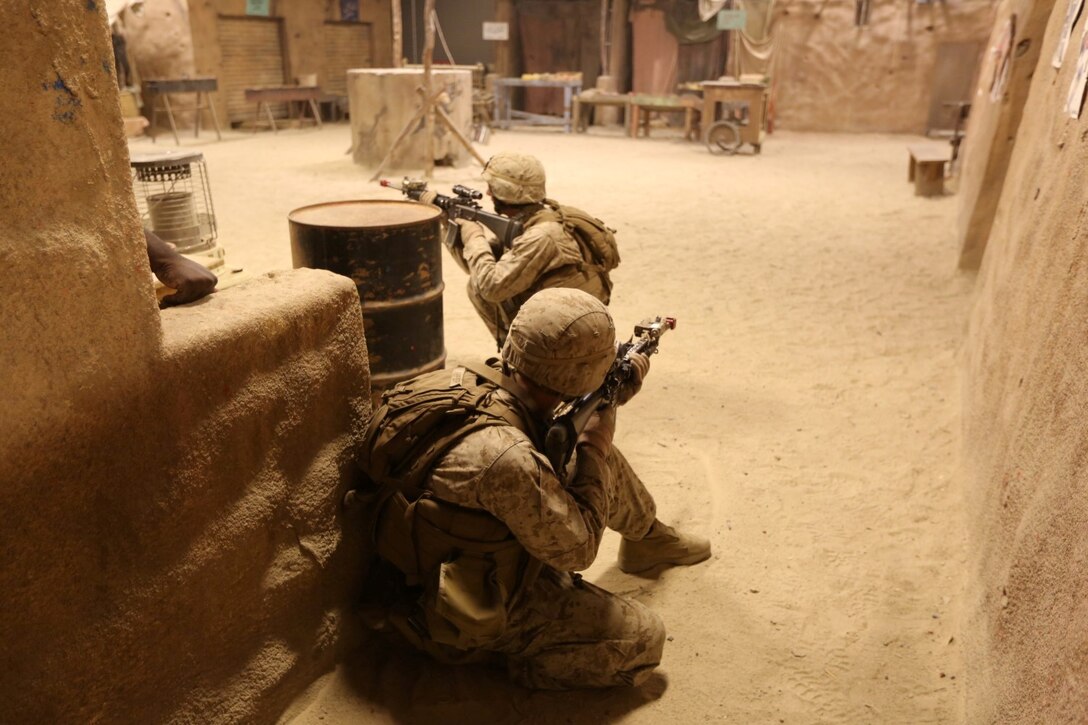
[483,21,509,41]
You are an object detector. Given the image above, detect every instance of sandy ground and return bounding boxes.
[130,123,971,723]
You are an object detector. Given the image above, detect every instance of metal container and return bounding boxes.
[289,200,446,394]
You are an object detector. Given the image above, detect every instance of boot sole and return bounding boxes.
[618,548,712,574]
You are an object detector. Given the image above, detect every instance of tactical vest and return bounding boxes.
[359,362,547,649]
[535,199,619,297]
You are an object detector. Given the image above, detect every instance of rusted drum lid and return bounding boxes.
[288,199,440,229]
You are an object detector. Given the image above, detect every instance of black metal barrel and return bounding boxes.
[289,199,445,394]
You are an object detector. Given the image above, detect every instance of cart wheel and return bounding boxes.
[752,143,762,155]
[706,121,742,155]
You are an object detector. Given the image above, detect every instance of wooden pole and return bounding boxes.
[368,0,484,182]
[600,0,610,76]
[435,105,487,165]
[422,0,436,178]
[391,0,403,67]
[367,99,429,181]
[608,0,628,92]
[495,0,516,78]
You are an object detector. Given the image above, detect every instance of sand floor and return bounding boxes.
[130,123,972,723]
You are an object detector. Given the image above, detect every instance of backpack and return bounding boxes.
[543,199,621,272]
[357,363,536,494]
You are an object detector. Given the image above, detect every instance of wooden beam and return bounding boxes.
[495,0,516,78]
[422,0,436,178]
[391,0,403,67]
[608,0,628,92]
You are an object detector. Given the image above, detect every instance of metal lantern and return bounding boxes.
[130,150,217,254]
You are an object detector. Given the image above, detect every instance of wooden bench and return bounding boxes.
[907,144,951,197]
[571,91,630,132]
[244,86,322,133]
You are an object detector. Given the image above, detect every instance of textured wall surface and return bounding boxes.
[956,0,1056,269]
[348,67,474,168]
[773,0,997,132]
[961,0,1088,718]
[0,3,370,722]
[188,0,392,125]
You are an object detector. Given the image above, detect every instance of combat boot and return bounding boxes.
[618,519,712,574]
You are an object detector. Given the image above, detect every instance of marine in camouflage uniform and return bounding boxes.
[365,289,711,689]
[452,152,612,346]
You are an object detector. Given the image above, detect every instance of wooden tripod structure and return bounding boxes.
[369,0,486,181]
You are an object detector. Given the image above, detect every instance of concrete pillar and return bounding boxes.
[348,67,473,169]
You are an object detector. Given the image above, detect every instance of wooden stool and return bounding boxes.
[628,97,701,139]
[907,144,951,197]
[571,92,630,132]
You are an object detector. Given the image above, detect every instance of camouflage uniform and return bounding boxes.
[461,214,611,345]
[425,391,662,688]
[459,152,611,344]
[366,289,707,689]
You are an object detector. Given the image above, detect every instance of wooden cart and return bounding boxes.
[700,80,769,155]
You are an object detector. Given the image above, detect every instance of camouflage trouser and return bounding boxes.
[401,446,663,689]
[467,280,515,349]
[492,566,665,689]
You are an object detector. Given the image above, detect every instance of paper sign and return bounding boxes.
[1052,0,1085,69]
[716,10,748,30]
[483,21,509,41]
[1065,26,1088,117]
[246,0,271,16]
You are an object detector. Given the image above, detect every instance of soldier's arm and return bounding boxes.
[433,428,610,572]
[461,223,557,304]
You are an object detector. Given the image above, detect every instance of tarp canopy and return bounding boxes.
[106,0,142,24]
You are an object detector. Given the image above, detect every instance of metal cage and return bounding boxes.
[130,150,217,254]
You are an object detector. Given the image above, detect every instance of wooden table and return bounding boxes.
[244,86,323,133]
[492,78,583,133]
[143,77,223,145]
[700,81,769,153]
[628,95,701,140]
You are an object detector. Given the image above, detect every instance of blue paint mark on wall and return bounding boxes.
[102,59,112,75]
[45,73,82,123]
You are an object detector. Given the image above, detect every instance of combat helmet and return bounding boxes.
[482,152,547,204]
[502,289,616,398]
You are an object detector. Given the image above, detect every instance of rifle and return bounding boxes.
[544,316,676,478]
[380,178,524,261]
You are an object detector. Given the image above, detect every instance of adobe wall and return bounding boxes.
[188,0,392,125]
[961,0,1088,719]
[955,0,1055,269]
[773,0,997,132]
[0,2,370,722]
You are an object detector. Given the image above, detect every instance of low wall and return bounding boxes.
[1,4,370,722]
[961,0,1088,718]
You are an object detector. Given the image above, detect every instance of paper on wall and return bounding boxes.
[990,17,1016,102]
[1052,0,1085,69]
[1065,26,1088,117]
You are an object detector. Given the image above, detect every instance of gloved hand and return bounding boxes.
[577,405,616,457]
[614,352,650,406]
[456,219,492,262]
